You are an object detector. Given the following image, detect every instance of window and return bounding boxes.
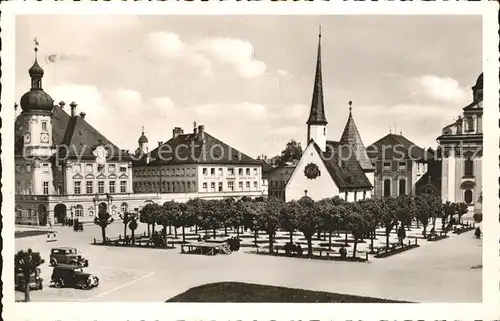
[253,168,258,175]
[228,181,234,191]
[211,168,215,176]
[228,168,234,175]
[344,191,348,201]
[120,166,127,173]
[86,164,93,173]
[86,181,93,194]
[203,182,208,191]
[238,168,243,175]
[16,181,21,194]
[75,205,83,217]
[42,163,50,173]
[398,161,407,171]
[383,162,391,170]
[218,182,223,192]
[464,159,474,177]
[246,181,250,190]
[108,164,116,172]
[383,179,391,197]
[74,181,81,195]
[363,191,367,200]
[253,181,258,189]
[120,181,127,193]
[464,189,473,204]
[466,117,474,132]
[41,121,47,131]
[211,182,216,191]
[98,181,105,194]
[27,180,32,194]
[239,181,243,190]
[16,164,21,172]
[192,181,196,191]
[246,168,250,175]
[203,168,208,175]
[109,181,116,194]
[26,164,31,173]
[187,181,191,192]
[399,179,406,196]
[43,181,49,195]
[98,164,105,172]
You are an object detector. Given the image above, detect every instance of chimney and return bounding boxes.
[158,141,163,147]
[79,112,86,120]
[198,125,205,140]
[59,101,66,109]
[70,101,77,116]
[172,127,184,138]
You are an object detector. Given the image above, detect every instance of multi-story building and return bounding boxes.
[437,72,483,211]
[285,31,374,202]
[367,133,433,198]
[132,124,263,199]
[15,46,134,225]
[268,162,297,200]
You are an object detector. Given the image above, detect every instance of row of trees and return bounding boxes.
[94,194,470,259]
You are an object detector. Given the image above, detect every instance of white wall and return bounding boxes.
[285,142,340,201]
[308,124,326,151]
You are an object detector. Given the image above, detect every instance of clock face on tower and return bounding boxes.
[40,133,49,143]
[24,133,31,143]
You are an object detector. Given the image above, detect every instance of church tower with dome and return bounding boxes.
[437,72,483,213]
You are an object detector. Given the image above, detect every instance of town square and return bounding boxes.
[13,15,485,304]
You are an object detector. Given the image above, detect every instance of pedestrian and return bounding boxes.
[475,227,481,239]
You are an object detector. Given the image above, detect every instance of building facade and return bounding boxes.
[15,46,134,225]
[367,133,433,198]
[268,162,297,200]
[285,32,374,202]
[132,124,263,199]
[437,73,483,211]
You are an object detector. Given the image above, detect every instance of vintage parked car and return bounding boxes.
[49,247,89,267]
[51,265,99,290]
[15,267,43,291]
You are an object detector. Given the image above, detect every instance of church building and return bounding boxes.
[437,72,483,212]
[285,32,374,202]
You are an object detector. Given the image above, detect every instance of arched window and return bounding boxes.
[383,179,391,197]
[399,179,406,196]
[464,190,473,204]
[75,204,83,217]
[121,202,128,214]
[464,159,474,177]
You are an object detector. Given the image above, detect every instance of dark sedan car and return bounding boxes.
[51,265,99,290]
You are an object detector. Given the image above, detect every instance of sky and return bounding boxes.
[15,15,482,159]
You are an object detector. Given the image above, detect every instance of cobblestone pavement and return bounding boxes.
[15,219,482,303]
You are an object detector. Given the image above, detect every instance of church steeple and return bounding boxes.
[307,27,328,126]
[307,28,328,152]
[29,40,44,90]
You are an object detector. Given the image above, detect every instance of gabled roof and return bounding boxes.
[307,33,327,126]
[138,131,260,166]
[367,133,432,161]
[339,111,373,171]
[312,141,372,190]
[15,105,129,161]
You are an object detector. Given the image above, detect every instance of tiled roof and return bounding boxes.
[15,105,130,161]
[307,35,328,126]
[140,131,260,166]
[367,133,432,161]
[314,141,372,190]
[339,111,373,171]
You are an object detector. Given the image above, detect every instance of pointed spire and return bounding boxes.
[307,28,327,126]
[138,126,148,143]
[29,38,44,89]
[142,125,145,134]
[340,101,373,171]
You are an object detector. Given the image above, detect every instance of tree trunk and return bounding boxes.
[147,223,151,236]
[289,231,293,244]
[423,224,427,238]
[386,230,390,249]
[268,233,274,254]
[353,238,358,258]
[132,229,135,244]
[152,223,156,235]
[182,226,186,243]
[328,231,332,250]
[195,224,198,234]
[370,230,374,252]
[24,273,31,302]
[344,231,348,246]
[101,226,107,244]
[254,230,258,247]
[306,236,313,257]
[213,228,216,238]
[204,229,208,236]
[174,227,178,238]
[236,226,240,238]
[416,219,420,228]
[432,217,437,230]
[224,226,228,236]
[124,223,127,239]
[317,228,321,240]
[168,225,172,235]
